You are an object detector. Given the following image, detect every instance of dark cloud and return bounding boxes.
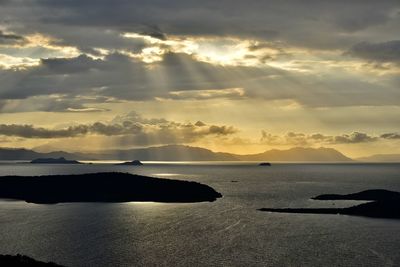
[1,49,400,110]
[261,131,380,146]
[164,88,246,101]
[0,1,399,112]
[0,52,148,100]
[0,30,23,40]
[1,0,398,51]
[0,124,89,138]
[194,121,206,127]
[0,52,278,102]
[348,40,400,63]
[139,25,167,40]
[40,54,105,73]
[332,132,378,144]
[0,30,26,45]
[0,122,142,138]
[47,28,147,56]
[0,97,109,113]
[332,7,390,32]
[208,125,237,135]
[0,112,237,145]
[380,132,400,139]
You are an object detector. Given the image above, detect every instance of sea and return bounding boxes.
[0,162,399,267]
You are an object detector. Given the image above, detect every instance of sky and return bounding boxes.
[0,0,399,158]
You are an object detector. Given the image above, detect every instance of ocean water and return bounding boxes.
[0,162,399,267]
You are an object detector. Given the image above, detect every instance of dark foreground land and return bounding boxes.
[0,172,222,204]
[0,254,64,267]
[260,189,400,219]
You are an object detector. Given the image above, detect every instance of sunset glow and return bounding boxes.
[0,1,399,159]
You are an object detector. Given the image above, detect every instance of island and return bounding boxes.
[259,189,400,219]
[115,160,143,166]
[30,157,82,164]
[258,162,271,166]
[0,172,222,204]
[0,254,64,267]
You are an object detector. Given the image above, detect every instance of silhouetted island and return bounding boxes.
[0,254,64,267]
[30,157,82,164]
[258,162,271,166]
[311,189,400,201]
[0,172,222,204]
[259,189,400,219]
[115,160,143,166]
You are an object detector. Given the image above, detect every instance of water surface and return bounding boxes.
[0,163,399,266]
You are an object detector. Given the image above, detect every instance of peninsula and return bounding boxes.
[0,172,222,204]
[259,189,400,219]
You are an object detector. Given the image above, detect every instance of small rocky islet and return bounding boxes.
[115,160,143,166]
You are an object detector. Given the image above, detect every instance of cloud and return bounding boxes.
[194,121,206,127]
[0,51,278,102]
[208,125,237,135]
[0,1,399,113]
[2,49,399,110]
[0,112,237,147]
[3,0,397,50]
[139,25,167,40]
[0,111,151,138]
[0,122,143,138]
[332,132,378,144]
[0,30,26,45]
[380,132,400,139]
[40,54,105,73]
[348,40,400,63]
[0,1,398,77]
[164,88,245,100]
[0,95,110,113]
[332,7,390,32]
[0,124,89,138]
[261,131,380,146]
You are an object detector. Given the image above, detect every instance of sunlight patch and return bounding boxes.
[122,33,284,66]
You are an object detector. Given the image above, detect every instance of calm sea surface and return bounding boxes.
[0,162,399,266]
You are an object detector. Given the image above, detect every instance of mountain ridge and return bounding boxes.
[0,145,353,162]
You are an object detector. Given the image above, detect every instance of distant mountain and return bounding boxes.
[89,145,239,161]
[356,154,400,162]
[0,148,82,160]
[236,147,353,162]
[0,145,353,162]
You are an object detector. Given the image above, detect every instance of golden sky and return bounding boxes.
[0,1,399,158]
